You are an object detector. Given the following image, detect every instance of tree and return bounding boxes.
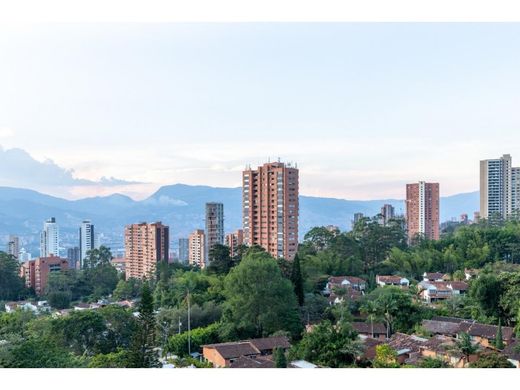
[83,246,113,269]
[127,282,160,367]
[207,244,234,275]
[470,352,514,368]
[373,344,400,368]
[57,310,108,356]
[419,357,449,368]
[274,347,287,368]
[469,274,503,319]
[112,278,142,301]
[88,350,129,368]
[456,332,478,360]
[167,323,220,357]
[82,246,118,299]
[291,320,362,368]
[495,320,505,350]
[221,250,303,339]
[45,272,74,309]
[0,252,26,300]
[290,254,305,306]
[360,300,381,339]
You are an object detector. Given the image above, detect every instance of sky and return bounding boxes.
[1,23,520,200]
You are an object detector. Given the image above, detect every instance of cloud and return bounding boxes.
[0,127,14,138]
[0,146,143,188]
[144,195,188,207]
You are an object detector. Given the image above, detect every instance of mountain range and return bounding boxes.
[0,184,479,255]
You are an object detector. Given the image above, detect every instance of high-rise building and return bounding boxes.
[480,154,520,219]
[189,229,205,268]
[380,204,395,226]
[178,238,189,264]
[225,229,244,258]
[460,214,469,225]
[124,222,169,280]
[7,235,20,259]
[406,181,440,241]
[352,212,364,228]
[242,161,299,260]
[40,217,59,258]
[18,248,32,262]
[20,256,68,296]
[67,247,80,269]
[205,202,224,262]
[79,220,95,268]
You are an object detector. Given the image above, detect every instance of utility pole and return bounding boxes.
[178,315,182,335]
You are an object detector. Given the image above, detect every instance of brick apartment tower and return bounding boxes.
[242,161,299,260]
[189,229,206,268]
[205,202,224,262]
[406,181,440,241]
[225,229,244,258]
[20,255,69,296]
[124,222,169,280]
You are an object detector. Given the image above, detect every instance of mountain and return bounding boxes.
[0,184,479,255]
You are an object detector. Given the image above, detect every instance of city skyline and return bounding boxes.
[1,23,520,200]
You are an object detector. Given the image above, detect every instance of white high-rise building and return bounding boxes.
[40,217,59,257]
[7,235,20,259]
[480,154,520,219]
[79,220,95,268]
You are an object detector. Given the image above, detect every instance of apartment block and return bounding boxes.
[225,229,244,258]
[406,181,440,241]
[189,229,205,268]
[20,256,69,296]
[205,202,224,262]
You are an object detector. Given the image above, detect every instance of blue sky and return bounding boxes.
[0,23,519,200]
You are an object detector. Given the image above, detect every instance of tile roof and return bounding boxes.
[422,320,461,335]
[328,276,366,285]
[376,275,407,284]
[424,272,444,280]
[387,333,428,354]
[423,317,515,341]
[502,341,520,361]
[352,322,387,335]
[204,342,259,359]
[229,355,275,368]
[249,336,291,352]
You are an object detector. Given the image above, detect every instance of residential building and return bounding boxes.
[205,202,224,262]
[79,220,95,268]
[352,322,387,340]
[324,276,366,294]
[20,256,69,296]
[178,238,189,263]
[18,248,32,262]
[418,281,469,303]
[380,204,395,225]
[225,229,244,258]
[376,275,410,288]
[460,213,469,224]
[423,272,444,282]
[189,229,205,268]
[40,217,59,257]
[480,154,520,219]
[352,212,364,228]
[7,235,20,259]
[242,161,299,260]
[406,181,440,241]
[111,257,126,273]
[66,247,80,269]
[124,222,169,280]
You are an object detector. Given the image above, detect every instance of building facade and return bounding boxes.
[380,204,395,226]
[20,256,69,296]
[406,181,440,241]
[225,229,244,258]
[67,247,80,269]
[242,161,299,260]
[480,154,520,219]
[40,217,59,258]
[205,202,224,262]
[7,235,20,259]
[124,222,169,280]
[178,238,189,263]
[189,229,206,268]
[79,220,95,268]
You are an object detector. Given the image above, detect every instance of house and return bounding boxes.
[387,333,428,364]
[352,322,387,340]
[324,276,366,294]
[417,281,468,303]
[229,355,275,368]
[327,289,363,305]
[4,301,39,313]
[359,338,385,361]
[376,275,409,288]
[419,335,475,368]
[423,272,444,282]
[203,336,291,367]
[422,317,515,348]
[464,268,479,280]
[502,341,520,368]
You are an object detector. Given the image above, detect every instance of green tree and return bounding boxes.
[469,274,503,319]
[290,254,305,306]
[167,323,220,357]
[88,350,129,368]
[57,310,108,356]
[373,344,400,368]
[419,357,449,368]
[0,252,26,300]
[207,244,234,275]
[495,320,505,350]
[221,250,303,339]
[112,278,142,300]
[127,282,160,367]
[456,332,478,360]
[470,352,514,368]
[274,347,287,368]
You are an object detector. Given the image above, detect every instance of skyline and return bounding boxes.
[1,23,520,200]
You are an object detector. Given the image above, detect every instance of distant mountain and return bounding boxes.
[0,184,479,255]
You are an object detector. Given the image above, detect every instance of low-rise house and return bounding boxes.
[464,268,479,280]
[387,333,428,364]
[327,289,363,305]
[418,281,468,303]
[502,341,520,368]
[359,337,385,361]
[352,322,387,340]
[73,303,92,311]
[203,336,291,367]
[419,335,474,367]
[4,301,39,313]
[422,317,515,348]
[423,272,445,282]
[324,276,366,294]
[376,275,410,288]
[229,355,275,368]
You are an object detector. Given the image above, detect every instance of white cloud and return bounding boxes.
[0,127,14,138]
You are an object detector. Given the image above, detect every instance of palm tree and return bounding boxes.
[360,300,381,338]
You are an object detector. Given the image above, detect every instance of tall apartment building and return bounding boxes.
[7,235,20,259]
[242,161,299,260]
[67,247,80,269]
[380,204,395,226]
[124,222,169,280]
[205,202,224,262]
[20,256,69,296]
[225,229,244,258]
[189,229,205,268]
[352,212,364,229]
[79,220,95,268]
[40,217,59,257]
[406,181,440,241]
[480,154,520,219]
[178,238,189,264]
